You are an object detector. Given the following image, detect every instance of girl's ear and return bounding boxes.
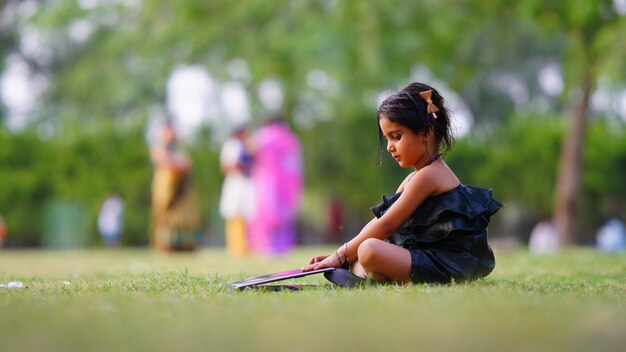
[425,127,434,138]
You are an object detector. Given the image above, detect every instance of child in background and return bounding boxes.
[97,191,124,248]
[303,82,502,286]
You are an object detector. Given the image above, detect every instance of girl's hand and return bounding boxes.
[301,254,340,272]
[307,255,329,265]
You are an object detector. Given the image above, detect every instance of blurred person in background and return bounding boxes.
[528,218,558,254]
[97,191,124,248]
[326,196,344,244]
[150,122,200,251]
[219,125,255,257]
[0,214,6,247]
[248,114,302,255]
[596,218,626,252]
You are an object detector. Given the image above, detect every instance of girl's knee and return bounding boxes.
[358,238,385,266]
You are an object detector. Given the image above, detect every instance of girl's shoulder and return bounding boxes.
[404,161,460,197]
[396,172,417,193]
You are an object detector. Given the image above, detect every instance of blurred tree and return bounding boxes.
[515,0,626,245]
[443,0,625,244]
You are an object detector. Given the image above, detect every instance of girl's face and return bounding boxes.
[379,115,429,170]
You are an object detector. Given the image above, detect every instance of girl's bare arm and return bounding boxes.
[303,168,440,271]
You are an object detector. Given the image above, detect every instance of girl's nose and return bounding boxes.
[387,141,394,153]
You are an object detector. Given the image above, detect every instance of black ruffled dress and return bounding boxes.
[371,184,503,284]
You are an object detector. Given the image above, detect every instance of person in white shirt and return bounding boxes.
[219,126,255,256]
[98,192,124,248]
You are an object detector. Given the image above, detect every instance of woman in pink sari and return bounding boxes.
[248,116,303,255]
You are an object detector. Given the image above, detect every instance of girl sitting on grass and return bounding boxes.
[302,82,502,286]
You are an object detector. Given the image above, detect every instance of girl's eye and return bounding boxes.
[392,135,401,141]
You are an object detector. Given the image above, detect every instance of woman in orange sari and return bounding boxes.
[150,123,200,251]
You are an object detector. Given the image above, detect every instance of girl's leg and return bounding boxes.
[351,238,412,284]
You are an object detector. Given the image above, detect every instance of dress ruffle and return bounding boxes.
[371,184,503,246]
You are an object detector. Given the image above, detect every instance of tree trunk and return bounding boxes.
[553,70,592,246]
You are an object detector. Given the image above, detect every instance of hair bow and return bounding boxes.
[418,90,439,118]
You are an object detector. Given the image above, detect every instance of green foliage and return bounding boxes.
[476,116,564,216]
[0,122,226,246]
[582,121,626,226]
[448,116,626,240]
[185,127,223,240]
[0,129,54,244]
[0,124,150,245]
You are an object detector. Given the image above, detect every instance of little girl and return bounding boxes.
[302,82,502,286]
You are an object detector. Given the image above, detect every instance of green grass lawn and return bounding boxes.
[1,247,624,352]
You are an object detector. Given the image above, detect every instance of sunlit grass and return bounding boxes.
[1,247,624,352]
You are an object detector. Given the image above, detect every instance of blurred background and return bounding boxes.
[0,0,624,251]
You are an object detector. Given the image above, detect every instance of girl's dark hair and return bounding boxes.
[376,82,455,163]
